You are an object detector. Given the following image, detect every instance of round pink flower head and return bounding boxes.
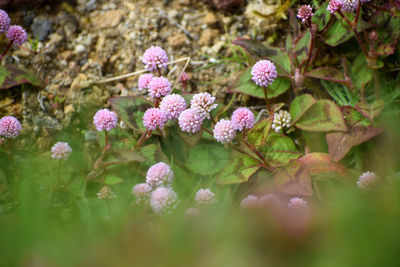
[138,73,154,91]
[180,72,190,83]
[142,46,169,71]
[51,142,72,160]
[341,0,358,12]
[288,197,308,210]
[150,186,178,215]
[146,162,174,188]
[142,108,167,131]
[160,94,187,120]
[178,109,204,133]
[0,116,22,138]
[190,92,217,119]
[195,188,216,205]
[6,25,27,47]
[251,59,277,88]
[357,171,379,190]
[132,183,153,203]
[327,0,343,13]
[97,186,116,200]
[0,10,10,33]
[93,108,118,132]
[240,195,259,209]
[148,76,171,98]
[297,5,313,23]
[231,107,255,131]
[213,119,236,144]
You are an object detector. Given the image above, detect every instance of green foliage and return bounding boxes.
[0,65,42,89]
[216,154,260,184]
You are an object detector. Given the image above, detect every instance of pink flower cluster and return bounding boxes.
[6,25,27,47]
[194,188,216,204]
[148,77,171,98]
[190,92,217,119]
[132,183,152,203]
[150,186,178,215]
[357,171,379,190]
[231,107,255,131]
[213,119,236,144]
[93,109,118,132]
[146,162,174,188]
[0,116,22,138]
[240,194,281,209]
[138,73,154,91]
[0,9,10,33]
[51,142,72,160]
[297,5,313,23]
[143,108,167,131]
[142,46,169,71]
[288,197,308,210]
[251,60,277,88]
[160,94,187,120]
[178,109,204,133]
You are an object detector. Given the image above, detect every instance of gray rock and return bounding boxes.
[31,17,52,41]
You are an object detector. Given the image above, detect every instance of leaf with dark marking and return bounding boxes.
[217,154,260,185]
[298,153,347,176]
[274,160,313,196]
[289,94,316,124]
[355,100,385,122]
[247,118,272,147]
[0,65,42,89]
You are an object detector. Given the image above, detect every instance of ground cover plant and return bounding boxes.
[1,0,400,266]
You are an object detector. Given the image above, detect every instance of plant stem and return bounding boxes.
[263,87,272,115]
[136,130,151,149]
[302,25,317,74]
[201,126,213,136]
[0,40,13,60]
[242,139,272,170]
[104,130,108,148]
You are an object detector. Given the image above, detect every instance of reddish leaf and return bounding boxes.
[274,161,313,197]
[327,125,382,162]
[305,67,350,86]
[298,153,347,176]
[0,65,42,89]
[355,100,385,122]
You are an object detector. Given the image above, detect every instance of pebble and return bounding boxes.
[31,17,52,41]
[74,44,86,54]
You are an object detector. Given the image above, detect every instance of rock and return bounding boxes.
[58,50,74,61]
[74,44,86,54]
[70,73,88,91]
[90,10,125,29]
[31,17,52,41]
[168,33,186,47]
[198,29,219,46]
[64,104,75,114]
[204,12,218,26]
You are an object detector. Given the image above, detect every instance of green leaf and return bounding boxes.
[216,154,260,184]
[104,175,124,185]
[230,68,291,99]
[109,96,152,132]
[259,133,301,167]
[305,67,349,86]
[274,160,313,196]
[0,65,42,89]
[295,100,348,132]
[355,100,385,122]
[289,94,316,124]
[186,143,230,175]
[110,149,146,162]
[295,29,311,64]
[312,1,331,31]
[341,106,371,126]
[247,118,272,147]
[323,20,353,47]
[178,129,203,146]
[351,53,373,90]
[298,153,347,176]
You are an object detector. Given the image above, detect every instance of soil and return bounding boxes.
[0,0,278,145]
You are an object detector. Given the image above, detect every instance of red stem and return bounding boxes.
[0,40,13,60]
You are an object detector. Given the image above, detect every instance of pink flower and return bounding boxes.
[150,187,178,215]
[179,72,190,82]
[0,10,10,33]
[231,107,255,131]
[160,94,187,120]
[142,46,169,71]
[148,76,171,98]
[6,25,27,47]
[146,162,174,188]
[195,188,216,204]
[258,194,281,208]
[251,60,277,87]
[327,0,343,13]
[51,142,72,160]
[357,171,379,190]
[240,195,259,209]
[341,0,358,12]
[178,109,204,133]
[138,73,154,91]
[0,116,21,138]
[213,119,236,144]
[143,108,167,131]
[297,5,313,23]
[132,183,153,203]
[288,197,308,210]
[190,92,217,119]
[93,108,118,132]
